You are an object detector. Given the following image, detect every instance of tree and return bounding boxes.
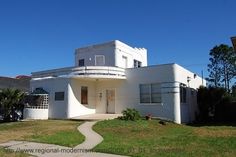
[207,44,236,92]
[232,85,236,101]
[0,88,25,121]
[197,86,229,122]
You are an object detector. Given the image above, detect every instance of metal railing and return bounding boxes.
[32,66,126,79]
[24,104,48,109]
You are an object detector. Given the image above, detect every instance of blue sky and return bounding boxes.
[0,0,235,77]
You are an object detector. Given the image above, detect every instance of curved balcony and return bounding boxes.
[32,66,126,80]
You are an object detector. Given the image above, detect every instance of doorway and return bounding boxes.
[106,89,115,113]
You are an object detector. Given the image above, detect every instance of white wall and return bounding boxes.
[173,64,206,123]
[75,40,147,69]
[29,63,204,124]
[23,108,48,120]
[67,78,96,118]
[103,64,204,124]
[114,40,147,68]
[95,79,125,113]
[173,64,206,89]
[75,42,115,67]
[30,78,70,119]
[120,64,179,122]
[92,64,180,122]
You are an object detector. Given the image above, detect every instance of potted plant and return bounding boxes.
[145,114,152,120]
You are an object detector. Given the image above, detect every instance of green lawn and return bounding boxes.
[0,120,84,147]
[93,119,236,157]
[0,148,28,157]
[0,120,84,156]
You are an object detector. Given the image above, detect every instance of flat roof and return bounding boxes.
[75,40,146,54]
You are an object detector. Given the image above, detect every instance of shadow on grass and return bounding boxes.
[188,121,236,127]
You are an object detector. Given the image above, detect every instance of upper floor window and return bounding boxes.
[134,60,142,68]
[95,55,105,66]
[122,56,128,68]
[78,59,85,66]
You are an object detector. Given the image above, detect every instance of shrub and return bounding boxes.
[197,86,234,122]
[197,86,226,122]
[0,88,25,122]
[119,108,141,121]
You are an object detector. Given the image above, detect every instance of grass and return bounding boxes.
[0,120,84,147]
[0,148,28,157]
[93,119,236,157]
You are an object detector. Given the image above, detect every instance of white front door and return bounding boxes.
[106,89,115,113]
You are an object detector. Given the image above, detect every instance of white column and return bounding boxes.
[67,82,72,118]
[173,84,181,124]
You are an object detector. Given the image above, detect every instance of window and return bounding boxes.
[138,61,142,67]
[81,86,88,104]
[122,56,128,68]
[140,83,161,103]
[180,84,187,103]
[151,83,162,103]
[55,92,64,101]
[140,84,150,103]
[134,60,142,68]
[78,59,85,66]
[95,55,105,66]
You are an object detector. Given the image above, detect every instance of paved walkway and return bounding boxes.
[0,121,128,157]
[71,114,122,121]
[75,121,103,149]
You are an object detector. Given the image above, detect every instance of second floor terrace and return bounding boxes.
[31,66,126,80]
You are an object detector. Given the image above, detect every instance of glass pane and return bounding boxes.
[55,92,64,101]
[151,83,161,93]
[79,59,84,66]
[151,94,161,103]
[140,84,150,94]
[95,56,105,66]
[140,94,151,103]
[140,84,151,103]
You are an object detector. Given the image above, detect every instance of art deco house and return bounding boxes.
[24,40,205,124]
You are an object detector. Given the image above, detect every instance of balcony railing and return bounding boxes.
[32,66,126,79]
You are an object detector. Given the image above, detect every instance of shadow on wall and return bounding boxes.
[70,80,95,110]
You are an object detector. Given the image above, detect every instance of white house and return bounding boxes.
[24,40,206,124]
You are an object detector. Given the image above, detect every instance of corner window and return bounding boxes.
[55,92,64,101]
[140,83,161,103]
[134,60,142,68]
[95,55,105,66]
[180,84,187,103]
[81,86,88,104]
[78,59,85,66]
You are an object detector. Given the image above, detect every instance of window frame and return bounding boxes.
[78,59,85,67]
[139,83,162,104]
[95,55,105,66]
[122,55,128,68]
[55,92,65,101]
[134,59,142,68]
